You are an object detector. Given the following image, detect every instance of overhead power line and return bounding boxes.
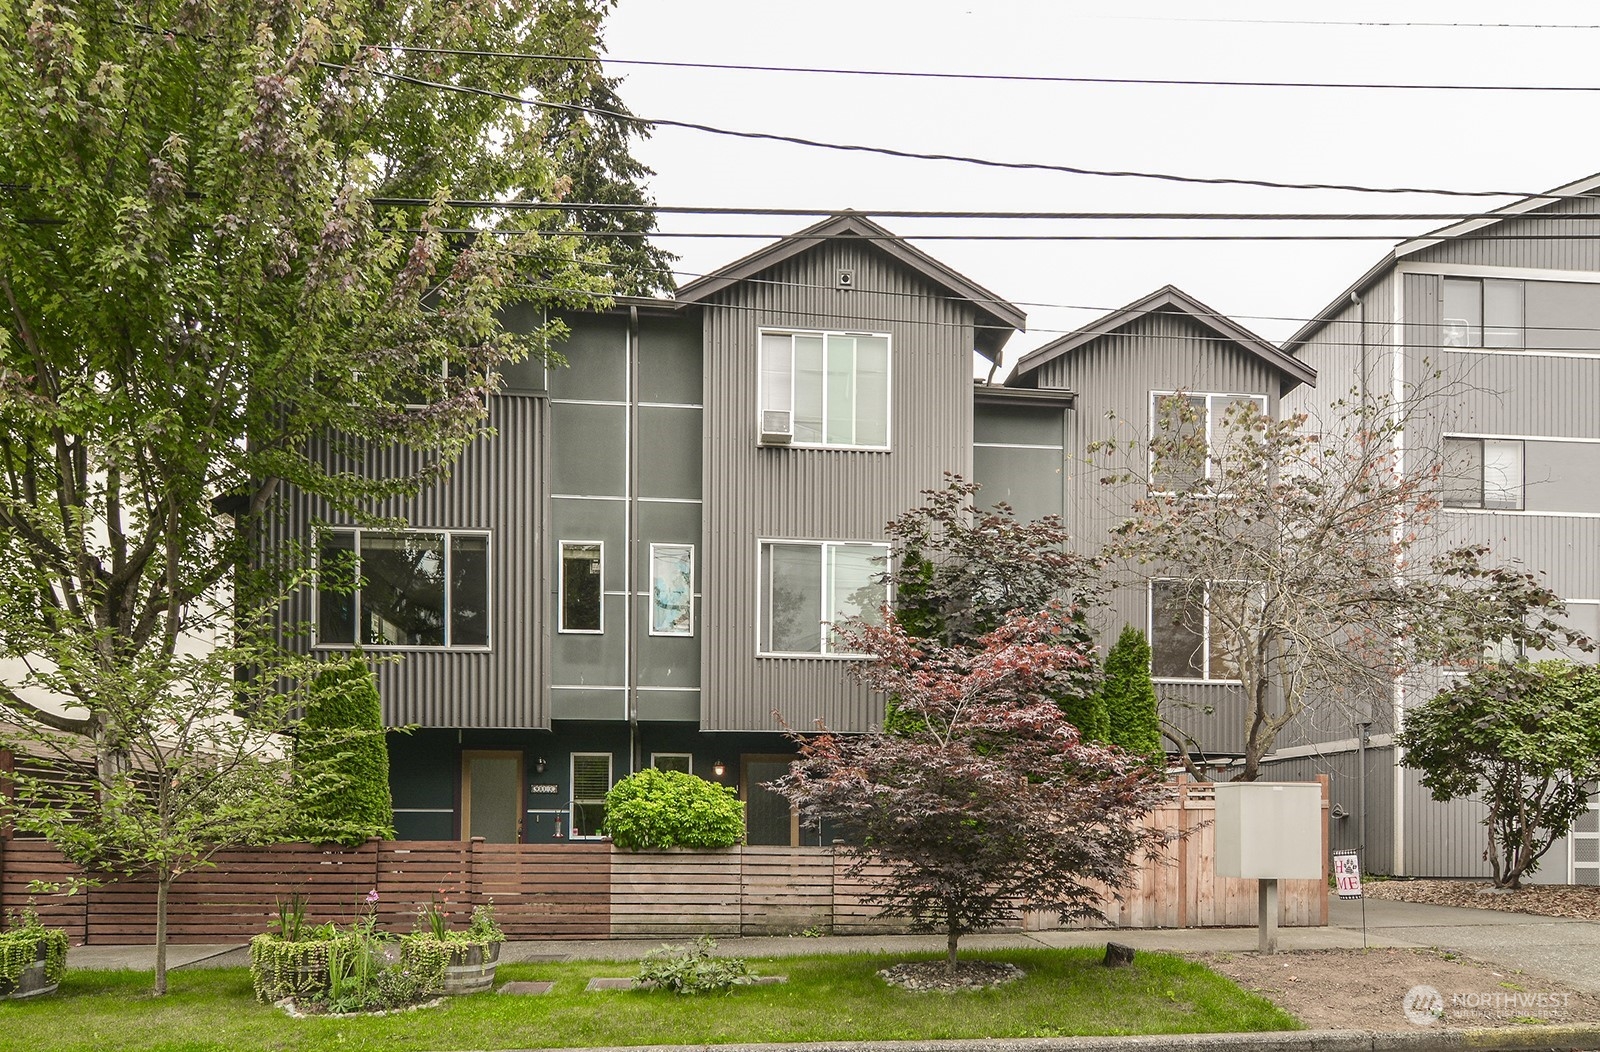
[386,46,1600,94]
[343,63,1594,201]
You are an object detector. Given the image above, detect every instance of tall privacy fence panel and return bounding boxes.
[0,778,1327,943]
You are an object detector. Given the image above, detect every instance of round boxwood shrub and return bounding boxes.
[603,769,745,850]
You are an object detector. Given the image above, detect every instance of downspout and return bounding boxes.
[1357,720,1370,859]
[627,305,642,776]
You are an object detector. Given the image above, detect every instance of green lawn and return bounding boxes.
[2,948,1299,1052]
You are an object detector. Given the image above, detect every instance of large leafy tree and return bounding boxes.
[1398,660,1600,889]
[772,606,1170,974]
[0,0,645,992]
[1096,392,1589,780]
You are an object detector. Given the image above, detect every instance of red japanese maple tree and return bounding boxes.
[770,604,1172,972]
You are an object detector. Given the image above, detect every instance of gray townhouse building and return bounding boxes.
[1270,171,1600,886]
[280,182,1599,883]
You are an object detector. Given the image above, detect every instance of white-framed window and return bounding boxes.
[1442,437,1524,510]
[570,753,613,840]
[1442,277,1524,348]
[1148,579,1254,683]
[315,528,490,649]
[650,753,693,774]
[1149,391,1269,493]
[649,543,695,637]
[559,541,604,633]
[758,540,888,656]
[758,329,891,448]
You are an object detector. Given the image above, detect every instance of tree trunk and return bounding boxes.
[153,872,170,996]
[945,926,959,976]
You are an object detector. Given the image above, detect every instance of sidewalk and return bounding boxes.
[64,897,1600,993]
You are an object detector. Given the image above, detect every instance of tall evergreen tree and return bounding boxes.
[296,658,395,846]
[534,1,676,295]
[1100,627,1163,762]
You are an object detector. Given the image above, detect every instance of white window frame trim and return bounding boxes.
[569,752,614,841]
[1147,578,1246,685]
[1441,435,1526,512]
[647,542,696,638]
[312,526,493,652]
[558,539,606,635]
[1148,390,1269,495]
[757,327,894,451]
[756,538,891,659]
[649,752,694,774]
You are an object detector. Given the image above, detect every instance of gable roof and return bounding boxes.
[1284,170,1600,351]
[1010,285,1316,391]
[672,213,1026,359]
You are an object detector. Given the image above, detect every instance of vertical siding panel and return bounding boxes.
[1037,308,1293,754]
[701,239,980,733]
[269,393,545,729]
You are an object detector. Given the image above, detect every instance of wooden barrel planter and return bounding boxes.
[441,941,500,996]
[0,942,62,1000]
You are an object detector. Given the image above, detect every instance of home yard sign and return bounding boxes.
[1333,851,1362,899]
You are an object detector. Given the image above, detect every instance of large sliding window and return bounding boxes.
[1442,277,1524,348]
[758,330,891,448]
[316,529,489,649]
[1442,437,1525,510]
[1149,392,1269,493]
[759,540,888,655]
[1149,579,1254,682]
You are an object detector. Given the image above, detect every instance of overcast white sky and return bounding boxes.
[601,1,1600,368]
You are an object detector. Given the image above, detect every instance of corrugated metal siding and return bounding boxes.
[700,238,978,732]
[1407,194,1600,270]
[1400,766,1492,878]
[1036,308,1290,755]
[1259,744,1397,874]
[268,393,545,728]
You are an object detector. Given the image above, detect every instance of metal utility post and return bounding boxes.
[1258,879,1279,954]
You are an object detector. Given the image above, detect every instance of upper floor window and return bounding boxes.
[759,540,888,655]
[1149,392,1268,493]
[758,330,890,448]
[560,541,603,633]
[1442,437,1524,510]
[1149,579,1252,683]
[316,529,489,649]
[1442,277,1523,348]
[649,543,695,637]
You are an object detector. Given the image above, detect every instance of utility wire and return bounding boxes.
[386,46,1600,94]
[343,62,1589,201]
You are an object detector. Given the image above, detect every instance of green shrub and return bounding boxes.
[602,768,745,850]
[1100,626,1164,762]
[295,656,395,846]
[635,936,752,994]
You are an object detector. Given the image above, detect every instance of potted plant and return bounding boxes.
[0,907,68,1000]
[402,898,503,996]
[249,893,347,1003]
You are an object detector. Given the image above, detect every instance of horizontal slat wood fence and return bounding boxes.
[0,778,1326,943]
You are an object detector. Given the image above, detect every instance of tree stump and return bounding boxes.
[1102,942,1135,968]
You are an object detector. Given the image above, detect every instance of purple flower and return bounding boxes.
[365,889,379,904]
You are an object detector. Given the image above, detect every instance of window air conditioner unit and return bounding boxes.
[759,410,793,444]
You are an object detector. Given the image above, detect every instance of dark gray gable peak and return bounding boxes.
[1011,285,1316,393]
[1285,169,1600,352]
[672,212,1026,360]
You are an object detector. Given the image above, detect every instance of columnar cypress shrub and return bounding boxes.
[1100,626,1164,762]
[296,657,396,845]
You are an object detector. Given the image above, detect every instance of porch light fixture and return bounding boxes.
[534,757,547,775]
[712,759,726,779]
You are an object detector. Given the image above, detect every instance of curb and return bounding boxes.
[488,1029,1600,1052]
